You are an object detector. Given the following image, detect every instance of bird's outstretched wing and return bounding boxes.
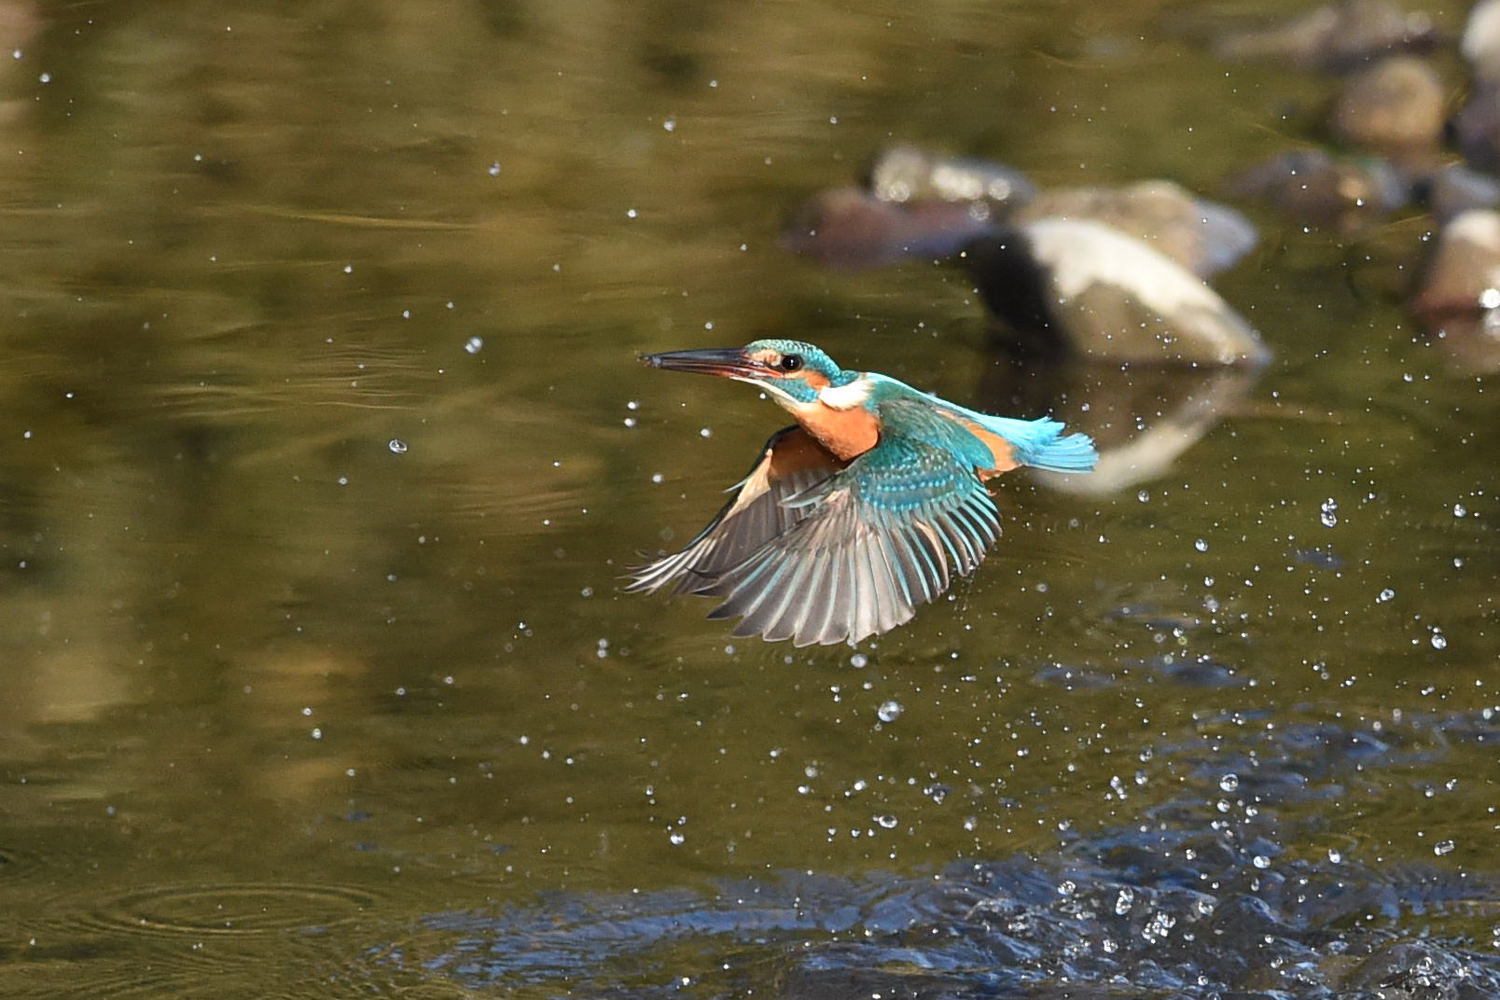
[625,426,845,595]
[689,433,1001,647]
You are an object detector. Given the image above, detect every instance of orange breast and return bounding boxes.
[792,402,880,461]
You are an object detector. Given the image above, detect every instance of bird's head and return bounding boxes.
[641,339,868,409]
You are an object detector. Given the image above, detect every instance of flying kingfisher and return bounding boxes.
[627,339,1098,647]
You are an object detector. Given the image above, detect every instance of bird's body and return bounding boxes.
[628,339,1097,646]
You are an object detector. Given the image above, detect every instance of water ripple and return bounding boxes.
[82,883,378,938]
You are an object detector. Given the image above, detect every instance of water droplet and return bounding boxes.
[626,208,638,219]
[1142,911,1176,941]
[1431,631,1448,650]
[388,439,408,454]
[662,118,676,132]
[487,161,501,177]
[849,653,868,669]
[876,700,902,723]
[1434,839,1456,856]
[1453,503,1468,518]
[698,427,712,438]
[1327,848,1342,864]
[1376,588,1396,603]
[1319,498,1338,528]
[464,335,484,354]
[874,814,898,829]
[668,831,685,845]
[1218,773,1239,792]
[1252,855,1270,869]
[1194,538,1208,552]
[1114,888,1135,915]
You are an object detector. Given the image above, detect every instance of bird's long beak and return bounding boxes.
[639,347,772,379]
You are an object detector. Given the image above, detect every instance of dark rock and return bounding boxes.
[1455,82,1500,174]
[1226,148,1408,230]
[779,187,998,269]
[1412,163,1500,223]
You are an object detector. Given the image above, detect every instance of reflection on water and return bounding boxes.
[0,1,1495,997]
[976,359,1266,495]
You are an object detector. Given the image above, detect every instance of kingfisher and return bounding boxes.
[627,339,1097,647]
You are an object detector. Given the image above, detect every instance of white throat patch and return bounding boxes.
[818,377,873,410]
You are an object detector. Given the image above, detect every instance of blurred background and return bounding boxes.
[0,0,1494,997]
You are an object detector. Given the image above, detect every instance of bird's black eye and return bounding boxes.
[778,354,804,372]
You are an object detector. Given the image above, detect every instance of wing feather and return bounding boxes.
[699,434,1002,646]
[626,426,844,595]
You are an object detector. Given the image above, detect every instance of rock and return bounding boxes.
[965,218,1271,367]
[864,144,1035,208]
[1012,179,1257,278]
[1226,148,1407,230]
[1462,0,1500,83]
[1455,82,1500,174]
[1411,163,1500,223]
[1215,0,1441,73]
[1413,208,1500,314]
[779,187,998,269]
[1411,209,1500,370]
[1330,54,1446,159]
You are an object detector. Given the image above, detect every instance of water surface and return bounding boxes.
[0,1,1494,997]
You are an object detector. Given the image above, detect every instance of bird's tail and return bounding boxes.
[989,416,1098,474]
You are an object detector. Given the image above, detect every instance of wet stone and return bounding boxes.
[1346,941,1489,998]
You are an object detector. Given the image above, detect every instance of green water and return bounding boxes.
[0,1,1494,997]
